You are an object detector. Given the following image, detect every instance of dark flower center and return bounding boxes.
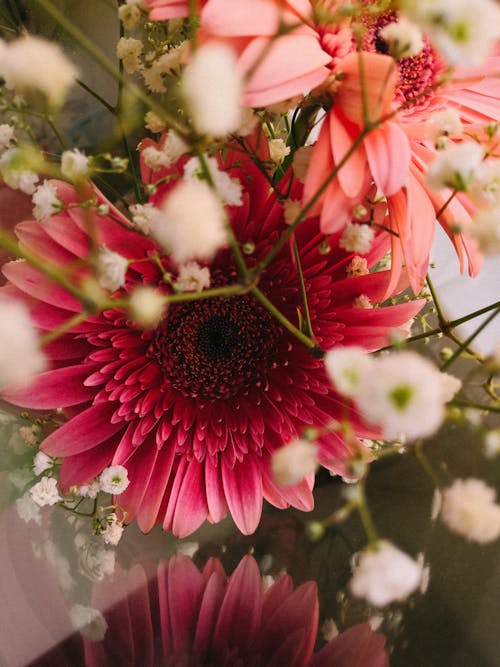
[363,12,444,111]
[153,294,282,400]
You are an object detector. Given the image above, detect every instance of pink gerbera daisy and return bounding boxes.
[1,154,422,537]
[82,553,388,666]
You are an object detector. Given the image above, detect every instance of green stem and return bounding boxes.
[250,285,319,351]
[356,480,379,547]
[415,441,442,489]
[441,306,500,371]
[435,189,458,221]
[292,237,314,338]
[426,274,446,326]
[450,398,500,414]
[76,78,116,114]
[39,311,90,346]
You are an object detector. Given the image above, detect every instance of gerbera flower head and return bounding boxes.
[74,553,389,665]
[1,153,423,537]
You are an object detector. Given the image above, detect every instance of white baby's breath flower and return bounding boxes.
[0,35,78,106]
[182,43,242,136]
[19,424,40,446]
[128,285,167,328]
[484,429,500,458]
[116,37,143,74]
[30,475,62,506]
[69,604,108,641]
[426,141,485,192]
[154,179,227,264]
[282,199,303,226]
[76,479,101,499]
[339,222,375,254]
[139,145,166,171]
[404,0,500,66]
[469,161,500,209]
[175,262,210,292]
[8,467,33,490]
[183,156,242,206]
[380,18,424,59]
[321,618,339,642]
[268,138,291,164]
[142,131,188,172]
[61,149,89,182]
[101,513,124,546]
[353,294,372,309]
[0,123,15,153]
[44,540,75,592]
[292,146,313,183]
[440,478,500,543]
[118,2,142,29]
[355,351,460,440]
[271,438,318,486]
[0,297,47,390]
[236,107,259,137]
[471,207,500,255]
[16,492,42,525]
[96,247,128,292]
[0,148,39,194]
[424,108,463,143]
[32,181,61,222]
[142,46,184,93]
[324,346,373,398]
[129,202,164,235]
[144,111,166,134]
[349,540,423,607]
[33,451,54,476]
[99,465,130,495]
[346,256,369,277]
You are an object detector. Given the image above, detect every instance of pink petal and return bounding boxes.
[222,455,263,534]
[135,444,176,532]
[2,261,81,311]
[310,623,389,667]
[364,122,411,196]
[166,554,204,655]
[162,457,209,537]
[213,555,262,653]
[3,365,96,408]
[330,111,368,198]
[205,457,228,523]
[202,0,280,36]
[15,220,75,264]
[193,570,226,659]
[41,402,123,457]
[240,34,330,107]
[58,437,117,489]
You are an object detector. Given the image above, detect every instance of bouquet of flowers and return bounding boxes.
[0,0,499,629]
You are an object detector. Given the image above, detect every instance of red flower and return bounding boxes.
[2,156,422,537]
[84,553,388,666]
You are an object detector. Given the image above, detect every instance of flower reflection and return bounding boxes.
[81,553,388,667]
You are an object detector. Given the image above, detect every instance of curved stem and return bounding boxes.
[250,285,320,351]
